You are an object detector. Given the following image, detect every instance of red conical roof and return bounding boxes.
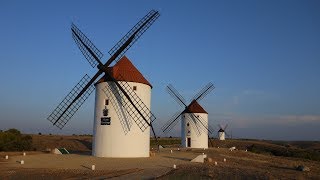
[183,100,208,114]
[96,56,152,88]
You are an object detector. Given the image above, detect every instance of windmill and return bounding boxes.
[161,83,215,148]
[47,10,160,157]
[217,124,229,140]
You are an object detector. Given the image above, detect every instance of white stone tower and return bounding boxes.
[92,56,152,157]
[218,129,225,140]
[181,100,208,148]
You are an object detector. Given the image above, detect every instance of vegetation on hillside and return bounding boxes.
[0,129,32,151]
[150,137,180,147]
[247,142,320,161]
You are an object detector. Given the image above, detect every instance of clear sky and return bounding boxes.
[0,0,319,140]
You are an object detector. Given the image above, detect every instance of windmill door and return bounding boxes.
[187,138,191,147]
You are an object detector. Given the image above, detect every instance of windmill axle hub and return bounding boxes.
[97,64,107,72]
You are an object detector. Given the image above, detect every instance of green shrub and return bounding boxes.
[0,129,33,151]
[150,138,181,146]
[6,128,21,136]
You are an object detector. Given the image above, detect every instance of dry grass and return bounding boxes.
[160,148,320,179]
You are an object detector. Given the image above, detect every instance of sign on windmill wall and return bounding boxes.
[101,117,111,125]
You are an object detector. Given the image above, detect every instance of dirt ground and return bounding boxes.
[0,149,196,179]
[1,148,319,179]
[159,148,320,179]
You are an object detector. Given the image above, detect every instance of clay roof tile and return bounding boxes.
[95,56,152,88]
[183,100,208,114]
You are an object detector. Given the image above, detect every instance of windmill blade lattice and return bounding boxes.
[189,114,211,136]
[185,114,201,136]
[161,111,182,134]
[225,131,230,138]
[103,75,156,132]
[166,84,187,107]
[104,82,147,131]
[208,124,215,134]
[116,73,156,123]
[47,74,95,129]
[71,23,104,68]
[191,114,214,134]
[103,83,132,134]
[192,82,215,102]
[224,124,229,130]
[108,10,160,63]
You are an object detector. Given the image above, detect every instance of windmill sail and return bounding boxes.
[103,76,156,132]
[185,114,202,136]
[108,10,160,63]
[166,84,187,107]
[47,74,95,129]
[161,111,182,134]
[192,82,215,102]
[71,23,104,68]
[103,82,132,134]
[190,114,214,134]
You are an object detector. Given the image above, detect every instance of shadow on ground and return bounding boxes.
[75,139,92,150]
[162,156,192,161]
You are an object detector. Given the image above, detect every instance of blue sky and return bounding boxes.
[0,0,319,140]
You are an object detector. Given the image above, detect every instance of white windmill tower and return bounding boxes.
[161,83,215,148]
[47,10,160,157]
[93,56,154,157]
[218,124,229,140]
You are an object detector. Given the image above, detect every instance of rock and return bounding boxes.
[296,165,310,172]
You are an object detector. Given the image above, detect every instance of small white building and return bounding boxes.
[92,56,152,157]
[181,100,208,148]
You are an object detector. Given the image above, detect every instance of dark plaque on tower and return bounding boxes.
[101,117,111,125]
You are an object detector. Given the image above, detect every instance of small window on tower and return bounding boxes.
[105,99,109,105]
[187,123,189,126]
[133,86,137,91]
